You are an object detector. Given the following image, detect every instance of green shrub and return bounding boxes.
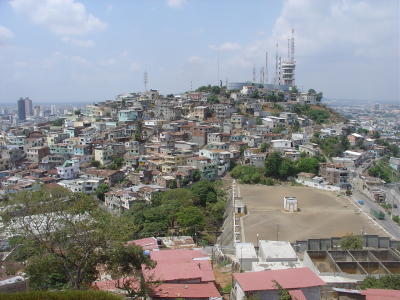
[0,290,123,300]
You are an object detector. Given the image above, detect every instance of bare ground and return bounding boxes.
[239,184,387,243]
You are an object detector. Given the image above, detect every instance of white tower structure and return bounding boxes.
[278,29,296,87]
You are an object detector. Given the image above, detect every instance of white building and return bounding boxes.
[283,196,298,212]
[271,139,292,151]
[56,159,80,179]
[58,175,103,194]
[235,243,258,271]
[296,92,316,104]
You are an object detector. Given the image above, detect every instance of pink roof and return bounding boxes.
[126,237,159,251]
[152,283,221,299]
[93,277,139,292]
[233,268,325,292]
[288,289,307,300]
[146,249,215,282]
[361,289,400,300]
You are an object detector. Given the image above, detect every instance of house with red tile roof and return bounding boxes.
[232,267,325,300]
[361,289,400,300]
[94,248,218,299]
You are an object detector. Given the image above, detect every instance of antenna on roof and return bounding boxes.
[275,43,278,85]
[291,28,295,63]
[265,51,268,85]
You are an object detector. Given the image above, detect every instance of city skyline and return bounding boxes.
[0,0,399,104]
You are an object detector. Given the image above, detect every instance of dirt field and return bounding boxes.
[239,184,387,243]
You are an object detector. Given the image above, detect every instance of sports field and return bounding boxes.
[239,184,387,243]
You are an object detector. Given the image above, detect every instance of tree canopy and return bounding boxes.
[360,274,400,290]
[1,186,151,290]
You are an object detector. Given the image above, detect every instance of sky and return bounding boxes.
[0,0,399,104]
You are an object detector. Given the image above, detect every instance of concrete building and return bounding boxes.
[235,243,258,271]
[56,159,80,179]
[258,240,298,262]
[17,98,26,121]
[26,146,49,163]
[297,92,316,104]
[319,163,349,187]
[283,196,298,212]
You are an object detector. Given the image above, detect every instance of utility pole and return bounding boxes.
[276,224,279,241]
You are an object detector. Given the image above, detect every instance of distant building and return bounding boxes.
[24,97,33,117]
[17,98,26,120]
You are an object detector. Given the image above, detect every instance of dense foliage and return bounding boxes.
[292,104,329,124]
[231,152,323,184]
[311,134,349,157]
[1,187,153,291]
[360,274,400,290]
[376,139,400,157]
[123,180,226,244]
[340,234,363,250]
[368,158,399,183]
[0,291,123,300]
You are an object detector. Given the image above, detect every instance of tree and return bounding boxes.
[266,94,277,102]
[340,234,363,250]
[1,187,139,290]
[26,254,69,290]
[52,118,64,126]
[96,183,110,201]
[296,157,320,174]
[106,244,156,297]
[360,274,400,290]
[265,152,283,178]
[260,142,269,153]
[308,88,316,95]
[192,169,202,182]
[273,280,292,300]
[74,109,81,115]
[207,94,219,104]
[250,90,259,99]
[176,206,204,235]
[316,92,323,102]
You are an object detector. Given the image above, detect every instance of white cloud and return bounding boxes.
[61,37,94,47]
[264,0,399,59]
[10,0,107,36]
[100,58,117,66]
[69,55,89,64]
[187,56,203,63]
[0,25,14,45]
[166,0,187,8]
[130,62,140,72]
[209,42,241,51]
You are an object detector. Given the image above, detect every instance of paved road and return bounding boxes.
[350,159,400,240]
[351,189,400,240]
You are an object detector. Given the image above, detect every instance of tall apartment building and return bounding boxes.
[17,98,26,120]
[17,97,33,120]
